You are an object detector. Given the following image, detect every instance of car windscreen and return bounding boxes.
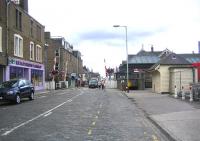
[0,80,18,88]
[89,80,98,84]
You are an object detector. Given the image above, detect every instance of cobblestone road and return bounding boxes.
[0,88,169,141]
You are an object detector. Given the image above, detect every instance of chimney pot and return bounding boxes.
[151,45,154,52]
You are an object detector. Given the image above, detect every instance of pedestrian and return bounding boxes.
[101,80,105,90]
[98,81,101,89]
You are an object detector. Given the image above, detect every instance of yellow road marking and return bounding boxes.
[92,122,96,126]
[152,135,159,141]
[88,129,92,135]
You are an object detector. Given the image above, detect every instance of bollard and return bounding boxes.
[126,86,129,93]
[189,86,193,102]
[182,86,185,100]
[174,85,178,98]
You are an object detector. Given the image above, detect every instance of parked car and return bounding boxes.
[0,79,35,104]
[88,79,98,88]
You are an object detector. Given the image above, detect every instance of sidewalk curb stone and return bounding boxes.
[122,91,179,141]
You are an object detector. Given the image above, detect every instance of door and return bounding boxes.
[18,80,27,97]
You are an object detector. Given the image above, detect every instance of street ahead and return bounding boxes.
[0,88,169,141]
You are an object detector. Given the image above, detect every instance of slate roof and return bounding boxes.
[128,55,159,64]
[179,54,200,63]
[158,53,191,65]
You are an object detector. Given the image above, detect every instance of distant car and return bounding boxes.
[88,79,98,88]
[0,79,35,104]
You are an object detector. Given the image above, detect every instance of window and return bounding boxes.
[55,49,59,56]
[15,9,22,31]
[31,69,43,86]
[36,45,42,62]
[30,42,34,60]
[0,26,2,52]
[14,34,23,57]
[12,0,20,4]
[10,67,27,80]
[55,62,59,70]
[36,25,41,41]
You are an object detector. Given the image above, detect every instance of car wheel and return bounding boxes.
[29,92,34,100]
[15,94,21,104]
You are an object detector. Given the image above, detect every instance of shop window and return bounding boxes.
[31,69,43,87]
[14,34,23,57]
[36,44,42,62]
[10,67,27,80]
[30,42,34,60]
[0,26,2,52]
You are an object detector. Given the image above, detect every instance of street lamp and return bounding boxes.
[113,25,129,89]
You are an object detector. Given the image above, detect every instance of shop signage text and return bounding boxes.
[8,58,42,69]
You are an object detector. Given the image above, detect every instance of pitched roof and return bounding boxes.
[157,53,191,65]
[128,55,159,64]
[179,54,200,63]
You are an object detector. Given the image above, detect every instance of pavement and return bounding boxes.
[124,90,200,141]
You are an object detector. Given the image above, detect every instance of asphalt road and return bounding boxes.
[0,88,169,141]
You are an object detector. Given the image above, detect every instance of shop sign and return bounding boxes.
[8,57,42,69]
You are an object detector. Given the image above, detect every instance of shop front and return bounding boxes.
[6,57,45,90]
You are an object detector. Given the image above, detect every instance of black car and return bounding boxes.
[88,79,98,88]
[0,79,35,104]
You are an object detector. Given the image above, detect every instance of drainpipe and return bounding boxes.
[5,0,11,81]
[192,68,195,83]
[6,0,10,58]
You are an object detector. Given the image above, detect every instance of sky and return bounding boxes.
[29,0,200,76]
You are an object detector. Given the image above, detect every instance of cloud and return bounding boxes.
[75,27,167,45]
[78,30,118,41]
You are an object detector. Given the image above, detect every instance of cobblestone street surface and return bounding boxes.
[0,88,169,141]
[125,90,200,141]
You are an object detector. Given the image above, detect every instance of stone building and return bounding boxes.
[0,0,45,90]
[117,47,200,92]
[44,32,83,87]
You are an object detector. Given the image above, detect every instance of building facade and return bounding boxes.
[117,47,200,91]
[150,53,198,94]
[0,0,45,90]
[44,33,83,87]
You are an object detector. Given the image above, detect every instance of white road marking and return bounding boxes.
[43,112,52,117]
[68,99,72,102]
[1,92,83,136]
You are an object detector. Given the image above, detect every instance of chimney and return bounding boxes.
[151,45,154,52]
[20,0,28,13]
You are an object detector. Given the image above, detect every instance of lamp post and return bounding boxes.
[113,25,129,90]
